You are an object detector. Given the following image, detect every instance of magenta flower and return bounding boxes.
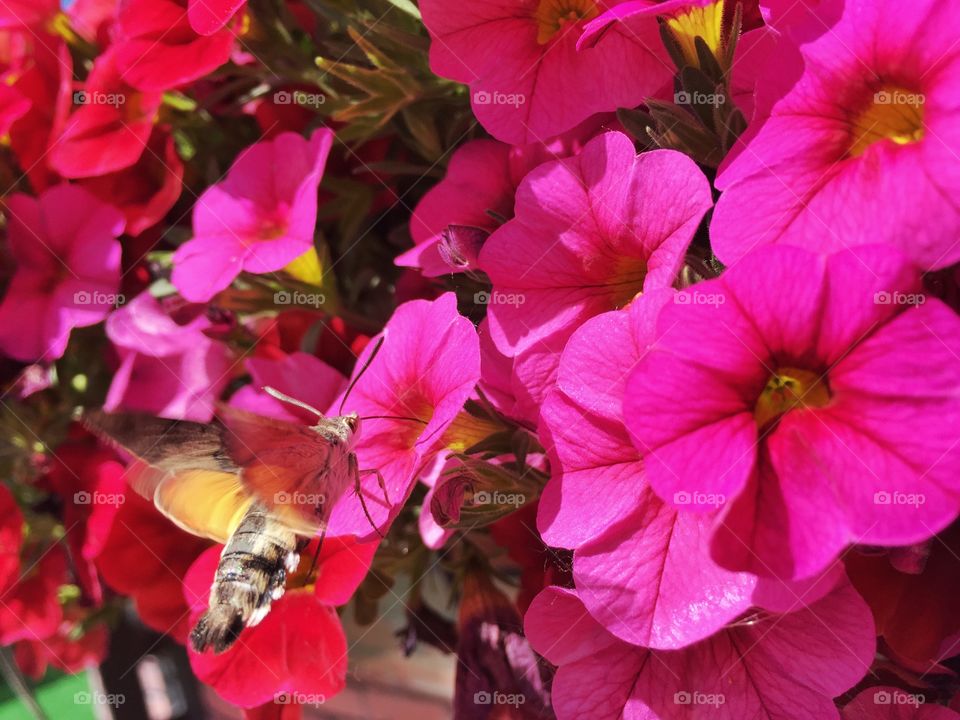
[419,0,672,144]
[104,293,232,422]
[712,0,960,270]
[327,293,481,537]
[0,185,124,362]
[540,290,753,647]
[229,352,346,424]
[842,686,958,720]
[399,122,600,277]
[171,129,334,302]
[479,131,712,405]
[541,289,842,648]
[525,581,874,720]
[625,244,960,581]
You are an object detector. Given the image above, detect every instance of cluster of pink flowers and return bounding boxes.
[1,0,959,718]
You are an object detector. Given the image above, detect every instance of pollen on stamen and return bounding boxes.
[850,85,926,157]
[534,0,599,45]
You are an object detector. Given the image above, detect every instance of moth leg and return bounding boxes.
[350,454,385,539]
[359,467,391,506]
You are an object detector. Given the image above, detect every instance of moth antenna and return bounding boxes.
[263,386,325,418]
[359,415,428,424]
[338,334,387,415]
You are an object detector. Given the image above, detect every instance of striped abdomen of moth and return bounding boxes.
[84,407,359,654]
[191,502,303,654]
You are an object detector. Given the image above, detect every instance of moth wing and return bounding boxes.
[154,470,254,543]
[218,405,344,536]
[85,410,249,542]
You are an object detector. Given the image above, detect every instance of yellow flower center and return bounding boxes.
[665,0,725,69]
[849,85,925,157]
[754,367,830,428]
[534,0,599,45]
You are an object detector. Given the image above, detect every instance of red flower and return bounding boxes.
[113,0,237,92]
[0,546,67,645]
[14,611,108,679]
[44,431,127,604]
[95,483,210,643]
[0,485,23,598]
[186,537,376,707]
[7,36,72,191]
[49,47,163,179]
[80,127,184,236]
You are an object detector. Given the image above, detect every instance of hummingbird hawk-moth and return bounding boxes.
[85,397,374,653]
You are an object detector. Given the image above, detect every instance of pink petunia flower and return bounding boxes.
[104,293,233,422]
[113,0,237,92]
[541,289,841,648]
[327,293,481,538]
[230,351,347,423]
[398,119,603,277]
[185,537,375,708]
[171,129,334,303]
[479,131,712,406]
[843,687,959,720]
[712,0,960,270]
[525,581,875,720]
[419,0,672,144]
[0,184,124,362]
[625,244,960,581]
